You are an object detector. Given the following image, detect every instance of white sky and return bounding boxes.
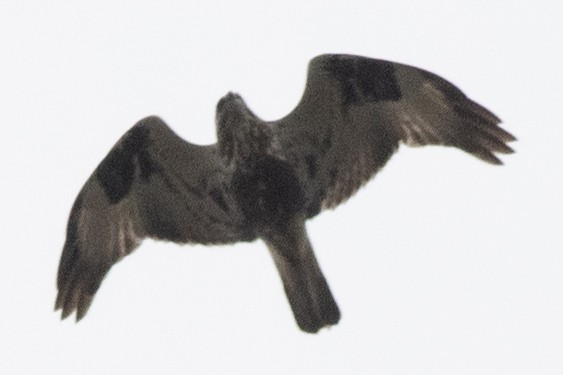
[1,1,562,374]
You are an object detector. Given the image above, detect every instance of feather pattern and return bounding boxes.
[274,54,514,211]
[56,54,515,332]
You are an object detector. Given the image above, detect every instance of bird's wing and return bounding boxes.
[56,116,251,321]
[274,54,515,211]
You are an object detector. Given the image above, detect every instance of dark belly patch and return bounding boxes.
[232,156,304,229]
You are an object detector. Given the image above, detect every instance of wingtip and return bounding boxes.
[479,151,504,165]
[494,142,515,155]
[483,130,516,163]
[54,291,72,320]
[60,306,73,320]
[506,133,517,143]
[497,127,517,143]
[54,301,81,322]
[54,295,62,313]
[54,307,83,323]
[76,295,93,322]
[504,145,516,154]
[54,289,93,322]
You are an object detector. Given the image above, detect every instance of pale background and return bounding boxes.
[1,1,561,374]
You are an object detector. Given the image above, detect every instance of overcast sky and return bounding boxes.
[1,1,562,374]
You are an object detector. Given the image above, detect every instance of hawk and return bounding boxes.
[55,54,515,333]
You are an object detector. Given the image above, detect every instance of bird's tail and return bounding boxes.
[264,219,340,333]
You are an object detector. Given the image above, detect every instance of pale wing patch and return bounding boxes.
[422,82,450,110]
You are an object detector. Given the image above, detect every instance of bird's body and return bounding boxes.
[56,54,515,332]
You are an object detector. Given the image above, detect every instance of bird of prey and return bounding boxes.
[55,54,515,333]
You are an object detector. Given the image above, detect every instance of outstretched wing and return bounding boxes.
[274,54,515,211]
[56,116,252,321]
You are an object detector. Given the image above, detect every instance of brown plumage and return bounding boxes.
[56,54,515,332]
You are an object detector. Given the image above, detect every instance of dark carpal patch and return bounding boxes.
[232,156,304,229]
[323,56,402,106]
[96,124,157,204]
[137,148,160,181]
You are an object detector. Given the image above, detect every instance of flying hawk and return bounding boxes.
[55,54,515,333]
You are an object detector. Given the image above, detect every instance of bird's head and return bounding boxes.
[216,92,272,165]
[216,92,247,127]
